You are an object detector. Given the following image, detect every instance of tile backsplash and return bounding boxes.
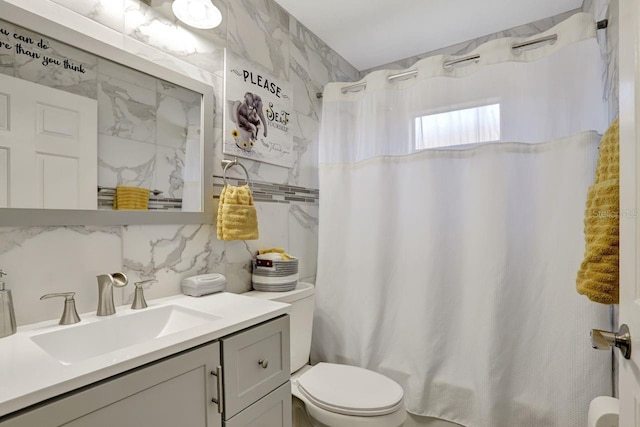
[0,0,359,326]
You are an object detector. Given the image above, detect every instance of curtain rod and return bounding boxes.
[511,34,558,52]
[316,19,608,99]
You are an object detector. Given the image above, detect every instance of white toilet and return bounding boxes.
[244,282,407,427]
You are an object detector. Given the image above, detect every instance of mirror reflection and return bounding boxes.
[0,18,203,212]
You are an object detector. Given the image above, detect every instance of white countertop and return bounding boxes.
[0,292,290,417]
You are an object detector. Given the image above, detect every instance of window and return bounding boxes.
[414,103,500,150]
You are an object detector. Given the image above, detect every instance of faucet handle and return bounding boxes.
[131,280,158,310]
[135,280,158,287]
[40,292,81,325]
[0,269,7,278]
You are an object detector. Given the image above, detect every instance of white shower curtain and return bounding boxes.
[313,13,612,427]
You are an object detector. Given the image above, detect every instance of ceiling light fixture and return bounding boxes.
[172,0,222,29]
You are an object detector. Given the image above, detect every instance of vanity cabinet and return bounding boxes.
[0,315,291,427]
[1,342,222,427]
[222,315,291,426]
[224,382,291,427]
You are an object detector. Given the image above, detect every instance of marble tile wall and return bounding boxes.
[0,0,359,326]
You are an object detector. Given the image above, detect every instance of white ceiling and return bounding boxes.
[273,0,583,71]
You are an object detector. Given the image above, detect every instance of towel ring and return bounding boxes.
[222,158,250,186]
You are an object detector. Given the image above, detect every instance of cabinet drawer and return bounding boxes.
[224,382,291,427]
[222,315,290,418]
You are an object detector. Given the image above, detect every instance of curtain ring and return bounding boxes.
[223,159,250,186]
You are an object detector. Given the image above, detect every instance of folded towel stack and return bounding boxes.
[576,118,620,304]
[113,186,150,210]
[258,247,294,260]
[216,184,259,241]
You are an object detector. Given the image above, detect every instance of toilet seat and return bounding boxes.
[295,363,404,417]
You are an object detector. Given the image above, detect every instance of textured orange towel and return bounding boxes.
[576,119,619,304]
[113,186,150,210]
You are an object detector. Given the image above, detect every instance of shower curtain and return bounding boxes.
[313,13,612,427]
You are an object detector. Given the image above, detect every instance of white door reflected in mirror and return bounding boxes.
[0,74,97,209]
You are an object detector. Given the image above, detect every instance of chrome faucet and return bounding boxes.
[0,270,16,338]
[96,272,128,316]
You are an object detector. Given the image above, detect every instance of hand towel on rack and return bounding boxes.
[113,186,150,210]
[576,118,619,304]
[216,184,259,241]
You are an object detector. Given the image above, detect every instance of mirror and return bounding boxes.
[0,3,214,226]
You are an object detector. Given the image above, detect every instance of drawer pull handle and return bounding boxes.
[211,365,223,414]
[258,359,269,369]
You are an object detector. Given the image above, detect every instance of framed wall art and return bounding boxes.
[224,53,294,168]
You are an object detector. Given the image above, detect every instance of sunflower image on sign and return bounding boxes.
[230,128,254,150]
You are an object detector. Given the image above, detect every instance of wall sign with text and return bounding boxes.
[224,55,294,168]
[0,25,86,74]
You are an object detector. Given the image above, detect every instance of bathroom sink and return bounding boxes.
[30,305,221,365]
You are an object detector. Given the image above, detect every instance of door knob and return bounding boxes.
[591,324,631,359]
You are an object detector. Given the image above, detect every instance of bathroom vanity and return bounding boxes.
[0,293,291,427]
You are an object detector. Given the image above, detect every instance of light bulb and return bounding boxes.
[172,0,222,29]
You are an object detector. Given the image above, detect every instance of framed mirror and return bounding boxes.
[0,2,214,226]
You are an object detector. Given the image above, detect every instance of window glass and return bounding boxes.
[415,103,500,149]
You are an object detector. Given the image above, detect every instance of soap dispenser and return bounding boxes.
[0,270,16,338]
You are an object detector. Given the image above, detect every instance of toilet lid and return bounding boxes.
[296,363,404,417]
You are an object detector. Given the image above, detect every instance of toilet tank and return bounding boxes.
[243,282,315,373]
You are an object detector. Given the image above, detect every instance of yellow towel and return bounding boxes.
[259,248,286,255]
[113,186,149,210]
[258,248,293,260]
[576,118,619,304]
[217,184,259,241]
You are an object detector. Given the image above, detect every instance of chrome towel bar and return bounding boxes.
[221,157,250,186]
